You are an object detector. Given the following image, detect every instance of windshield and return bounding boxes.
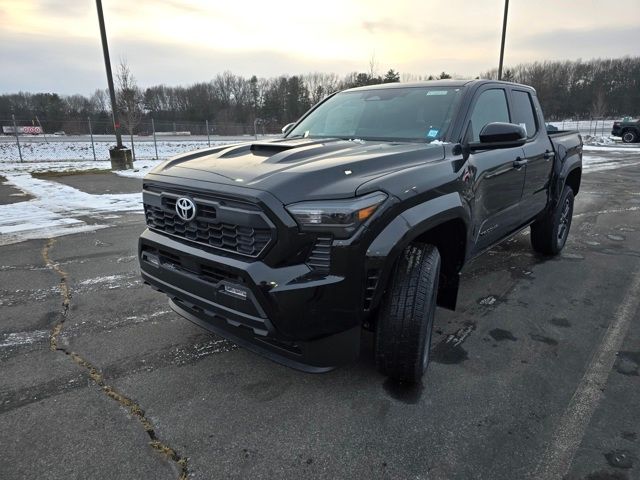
[287,86,463,142]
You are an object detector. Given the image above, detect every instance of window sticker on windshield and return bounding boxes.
[427,129,439,138]
[426,90,448,96]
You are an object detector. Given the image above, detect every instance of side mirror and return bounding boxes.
[281,122,295,135]
[468,122,526,151]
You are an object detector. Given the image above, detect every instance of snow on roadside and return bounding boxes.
[583,145,640,153]
[0,174,143,246]
[0,158,161,175]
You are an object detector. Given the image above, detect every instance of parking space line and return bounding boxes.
[533,266,640,479]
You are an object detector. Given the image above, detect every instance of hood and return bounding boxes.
[151,138,445,204]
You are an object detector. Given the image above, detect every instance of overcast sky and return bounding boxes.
[1,0,639,95]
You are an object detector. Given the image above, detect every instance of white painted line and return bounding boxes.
[533,268,640,479]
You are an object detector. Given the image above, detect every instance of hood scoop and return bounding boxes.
[249,142,296,156]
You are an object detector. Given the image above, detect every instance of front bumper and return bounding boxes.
[139,229,362,371]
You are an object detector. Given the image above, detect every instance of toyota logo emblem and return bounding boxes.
[175,197,196,221]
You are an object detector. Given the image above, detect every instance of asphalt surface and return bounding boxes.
[0,175,33,203]
[1,162,640,479]
[32,172,143,194]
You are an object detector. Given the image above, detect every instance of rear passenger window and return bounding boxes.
[511,90,538,138]
[468,89,510,142]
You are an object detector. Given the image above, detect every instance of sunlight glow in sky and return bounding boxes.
[1,0,639,94]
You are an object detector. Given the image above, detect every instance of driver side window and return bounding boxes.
[468,89,510,142]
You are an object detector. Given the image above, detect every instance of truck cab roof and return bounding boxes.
[344,79,537,94]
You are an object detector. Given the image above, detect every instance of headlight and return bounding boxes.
[285,192,388,238]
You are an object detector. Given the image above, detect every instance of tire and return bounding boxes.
[375,244,440,383]
[622,130,639,143]
[530,185,574,255]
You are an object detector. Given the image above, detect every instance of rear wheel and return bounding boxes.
[531,185,574,255]
[375,244,440,383]
[622,130,638,143]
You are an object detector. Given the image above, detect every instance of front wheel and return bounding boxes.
[530,185,574,255]
[375,244,440,383]
[622,130,639,143]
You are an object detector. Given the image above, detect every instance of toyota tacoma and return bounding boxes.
[139,80,582,382]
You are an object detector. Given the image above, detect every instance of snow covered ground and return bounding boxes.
[0,139,236,162]
[1,139,639,245]
[548,120,614,136]
[0,173,142,246]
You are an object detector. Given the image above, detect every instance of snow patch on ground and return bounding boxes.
[0,174,143,245]
[0,159,161,175]
[0,330,50,348]
[79,274,130,286]
[582,135,616,146]
[583,145,640,153]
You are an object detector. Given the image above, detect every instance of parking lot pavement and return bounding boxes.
[0,174,33,204]
[1,165,639,480]
[32,171,143,195]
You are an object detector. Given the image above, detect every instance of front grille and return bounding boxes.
[306,235,332,272]
[143,187,274,258]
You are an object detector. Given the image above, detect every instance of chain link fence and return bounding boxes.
[0,116,622,163]
[549,118,615,138]
[1,117,283,162]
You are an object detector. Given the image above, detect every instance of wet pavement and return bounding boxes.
[1,162,639,479]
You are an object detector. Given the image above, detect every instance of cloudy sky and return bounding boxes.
[1,0,639,95]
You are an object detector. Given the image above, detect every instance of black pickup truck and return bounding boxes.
[611,118,640,143]
[139,80,582,383]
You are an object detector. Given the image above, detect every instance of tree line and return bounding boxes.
[1,56,638,135]
[481,57,640,120]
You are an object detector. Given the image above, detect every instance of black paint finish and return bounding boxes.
[138,80,583,372]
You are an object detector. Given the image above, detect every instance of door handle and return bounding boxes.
[513,157,528,169]
[543,150,555,160]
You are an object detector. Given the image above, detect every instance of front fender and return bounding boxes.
[367,192,468,259]
[364,192,470,311]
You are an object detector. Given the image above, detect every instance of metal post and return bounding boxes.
[88,116,97,162]
[253,118,259,140]
[96,0,123,148]
[206,120,211,146]
[152,118,158,159]
[35,116,49,143]
[497,0,509,80]
[12,114,23,162]
[130,131,135,161]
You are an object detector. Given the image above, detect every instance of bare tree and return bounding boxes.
[304,72,339,105]
[90,89,109,113]
[591,90,606,118]
[368,53,378,80]
[116,59,144,160]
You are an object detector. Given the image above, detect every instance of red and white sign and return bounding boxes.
[2,126,43,135]
[21,126,43,134]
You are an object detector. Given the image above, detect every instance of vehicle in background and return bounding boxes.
[139,80,583,383]
[612,118,640,143]
[53,131,66,136]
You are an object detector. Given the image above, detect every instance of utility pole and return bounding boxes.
[12,114,23,162]
[96,0,122,148]
[498,0,509,81]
